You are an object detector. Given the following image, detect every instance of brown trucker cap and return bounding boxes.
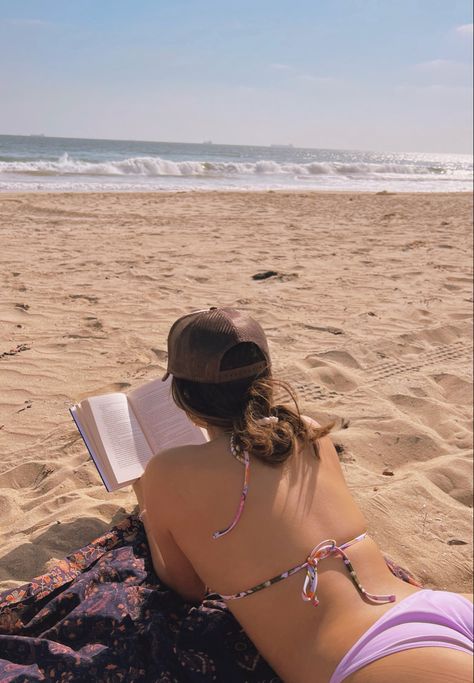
[162,307,270,383]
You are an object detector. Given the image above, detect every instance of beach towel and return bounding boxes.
[0,515,421,682]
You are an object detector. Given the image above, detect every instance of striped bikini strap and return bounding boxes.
[212,437,250,540]
[208,532,397,604]
[207,534,370,602]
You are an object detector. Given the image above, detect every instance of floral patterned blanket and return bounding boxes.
[0,515,420,682]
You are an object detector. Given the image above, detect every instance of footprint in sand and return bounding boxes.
[389,393,462,441]
[340,422,445,470]
[313,367,358,393]
[423,456,472,507]
[151,348,168,362]
[0,461,55,491]
[316,350,361,369]
[431,373,472,404]
[304,355,359,392]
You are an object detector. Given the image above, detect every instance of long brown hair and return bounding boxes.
[171,342,333,464]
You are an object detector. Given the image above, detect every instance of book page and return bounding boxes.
[128,377,207,454]
[70,405,114,491]
[86,392,154,484]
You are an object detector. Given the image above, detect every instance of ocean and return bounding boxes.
[0,134,472,193]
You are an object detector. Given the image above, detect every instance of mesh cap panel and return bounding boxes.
[162,307,270,383]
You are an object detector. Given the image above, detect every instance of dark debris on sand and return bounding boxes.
[252,271,299,282]
[0,344,30,360]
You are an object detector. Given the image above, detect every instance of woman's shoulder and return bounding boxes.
[144,436,234,492]
[145,440,210,478]
[141,442,213,524]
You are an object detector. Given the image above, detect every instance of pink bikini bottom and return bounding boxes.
[330,589,473,683]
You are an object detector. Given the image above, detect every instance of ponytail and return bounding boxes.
[231,377,333,465]
[172,372,334,465]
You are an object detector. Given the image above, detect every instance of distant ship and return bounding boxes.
[29,133,45,137]
[203,140,213,145]
[270,143,294,148]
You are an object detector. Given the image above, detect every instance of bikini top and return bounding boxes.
[206,434,396,607]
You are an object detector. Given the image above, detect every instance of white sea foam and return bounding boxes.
[0,153,470,179]
[0,136,472,192]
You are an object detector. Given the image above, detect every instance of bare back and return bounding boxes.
[146,429,421,683]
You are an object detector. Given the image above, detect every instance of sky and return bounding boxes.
[0,0,472,153]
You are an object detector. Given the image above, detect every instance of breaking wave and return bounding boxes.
[0,153,461,179]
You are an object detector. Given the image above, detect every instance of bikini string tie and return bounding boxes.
[302,539,337,606]
[302,538,396,607]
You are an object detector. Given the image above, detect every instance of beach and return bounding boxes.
[0,190,472,594]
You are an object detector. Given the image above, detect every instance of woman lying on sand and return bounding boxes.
[133,307,473,683]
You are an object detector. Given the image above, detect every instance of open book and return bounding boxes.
[70,377,207,491]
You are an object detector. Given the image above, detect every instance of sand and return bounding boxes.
[0,190,472,594]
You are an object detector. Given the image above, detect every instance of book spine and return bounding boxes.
[69,407,112,493]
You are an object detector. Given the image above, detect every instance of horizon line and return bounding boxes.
[0,132,472,157]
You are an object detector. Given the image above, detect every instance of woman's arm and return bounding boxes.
[132,454,206,603]
[132,478,146,510]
